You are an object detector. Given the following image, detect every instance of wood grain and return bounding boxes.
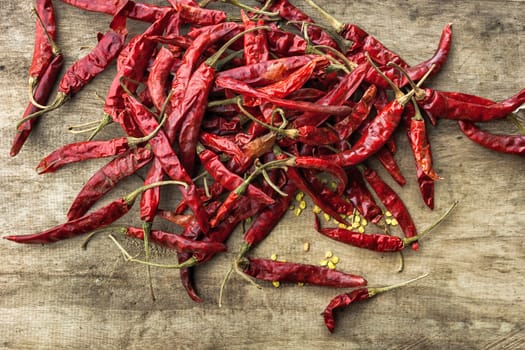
[0,1,524,349]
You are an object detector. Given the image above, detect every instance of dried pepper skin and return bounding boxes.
[458,121,525,157]
[323,288,370,333]
[241,258,367,288]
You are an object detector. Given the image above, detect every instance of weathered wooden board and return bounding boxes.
[0,1,524,349]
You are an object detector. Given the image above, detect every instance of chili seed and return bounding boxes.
[299,200,307,209]
[385,211,393,217]
[271,254,278,261]
[272,281,281,288]
[325,251,333,258]
[303,242,310,252]
[323,213,331,222]
[289,204,295,211]
[331,256,340,264]
[312,205,322,214]
[327,261,336,270]
[319,259,328,267]
[295,192,305,201]
[390,218,399,226]
[338,223,347,229]
[358,226,365,233]
[297,282,305,287]
[295,208,302,216]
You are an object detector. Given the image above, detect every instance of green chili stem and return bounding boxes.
[303,0,344,33]
[221,0,279,17]
[124,180,189,205]
[403,201,458,246]
[369,273,429,297]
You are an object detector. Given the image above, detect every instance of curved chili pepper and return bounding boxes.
[241,10,268,65]
[239,258,367,288]
[265,25,308,57]
[36,138,132,174]
[416,166,435,210]
[122,227,227,254]
[4,181,186,244]
[322,275,427,333]
[458,121,525,156]
[139,158,165,223]
[67,147,153,220]
[361,167,419,251]
[11,53,64,157]
[200,132,245,166]
[303,171,355,216]
[147,47,176,113]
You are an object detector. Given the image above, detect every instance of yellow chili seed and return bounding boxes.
[358,226,365,234]
[289,204,295,211]
[299,200,307,209]
[297,282,305,287]
[390,218,399,226]
[330,181,337,190]
[351,221,360,229]
[385,218,392,225]
[325,251,333,258]
[331,256,340,264]
[354,215,361,223]
[295,192,305,201]
[338,223,347,229]
[295,208,302,216]
[271,254,278,261]
[303,242,310,252]
[313,205,322,214]
[319,259,328,267]
[323,213,331,222]
[361,218,368,226]
[327,261,336,270]
[272,281,280,288]
[385,211,393,217]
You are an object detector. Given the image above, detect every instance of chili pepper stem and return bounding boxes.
[387,61,435,100]
[218,265,235,307]
[124,180,189,205]
[142,221,156,302]
[303,0,344,33]
[109,234,198,269]
[207,96,242,108]
[368,273,429,297]
[403,201,458,246]
[234,258,263,289]
[81,226,127,250]
[221,0,279,17]
[31,6,60,55]
[87,113,113,141]
[16,93,68,129]
[313,44,357,70]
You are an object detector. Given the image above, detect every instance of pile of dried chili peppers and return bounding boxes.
[6,0,525,332]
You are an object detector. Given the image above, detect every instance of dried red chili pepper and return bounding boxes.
[241,10,268,65]
[458,121,525,157]
[175,3,227,26]
[122,227,227,254]
[11,53,64,157]
[323,274,428,333]
[147,47,176,113]
[67,147,153,220]
[334,84,377,141]
[4,181,187,244]
[239,258,367,287]
[375,146,407,186]
[361,166,419,251]
[264,24,308,57]
[36,138,134,174]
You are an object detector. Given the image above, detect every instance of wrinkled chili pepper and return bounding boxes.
[334,84,377,141]
[458,121,525,157]
[147,47,177,113]
[4,181,186,244]
[67,147,153,220]
[11,53,64,157]
[323,274,428,333]
[361,166,419,251]
[239,258,367,287]
[241,10,268,65]
[345,167,383,224]
[36,138,134,174]
[122,227,227,254]
[375,146,407,186]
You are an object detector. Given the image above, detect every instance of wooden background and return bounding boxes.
[0,1,524,349]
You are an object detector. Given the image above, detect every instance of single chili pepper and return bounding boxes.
[375,146,407,186]
[36,138,134,174]
[320,57,416,166]
[29,0,59,95]
[239,257,367,287]
[334,84,377,141]
[4,181,187,244]
[345,167,383,224]
[60,0,171,22]
[214,76,353,116]
[139,158,165,223]
[241,10,269,65]
[288,87,326,101]
[122,227,227,254]
[126,95,210,233]
[18,9,130,127]
[457,121,525,157]
[147,47,176,113]
[323,274,428,333]
[315,201,456,252]
[200,132,246,166]
[175,3,227,26]
[165,22,239,143]
[67,147,153,220]
[216,55,318,86]
[361,166,419,251]
[404,100,440,181]
[178,25,272,174]
[11,53,64,157]
[291,62,369,128]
